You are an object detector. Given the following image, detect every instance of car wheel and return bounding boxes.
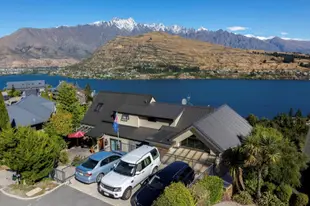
[152,166,158,175]
[96,173,104,183]
[121,187,132,200]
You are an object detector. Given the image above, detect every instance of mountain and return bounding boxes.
[0,17,309,68]
[66,32,308,78]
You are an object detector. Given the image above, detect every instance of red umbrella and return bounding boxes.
[68,131,85,138]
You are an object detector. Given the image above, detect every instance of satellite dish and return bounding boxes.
[181,98,187,105]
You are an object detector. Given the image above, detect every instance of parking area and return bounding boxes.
[68,178,139,206]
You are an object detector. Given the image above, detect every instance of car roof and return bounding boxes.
[157,161,189,179]
[89,151,116,161]
[121,145,157,164]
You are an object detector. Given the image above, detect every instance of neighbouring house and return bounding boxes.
[79,91,252,173]
[6,95,56,130]
[21,88,41,97]
[1,91,9,101]
[5,80,45,91]
[52,81,87,105]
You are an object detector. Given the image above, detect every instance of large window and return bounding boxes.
[180,135,209,152]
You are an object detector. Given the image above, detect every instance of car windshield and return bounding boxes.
[81,158,98,169]
[114,160,136,176]
[148,175,165,189]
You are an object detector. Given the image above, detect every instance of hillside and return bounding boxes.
[0,18,309,68]
[66,32,310,79]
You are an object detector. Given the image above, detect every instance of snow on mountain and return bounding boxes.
[198,27,208,31]
[244,34,275,41]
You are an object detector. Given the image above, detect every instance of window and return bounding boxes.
[150,149,159,160]
[100,158,110,166]
[136,156,152,172]
[82,158,99,169]
[180,135,210,152]
[110,155,121,162]
[147,117,157,122]
[121,114,130,122]
[94,103,103,112]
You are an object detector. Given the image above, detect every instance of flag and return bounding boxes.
[113,112,119,133]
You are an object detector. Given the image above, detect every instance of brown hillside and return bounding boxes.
[69,32,309,73]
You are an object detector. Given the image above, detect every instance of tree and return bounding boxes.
[1,126,63,184]
[295,109,303,118]
[84,83,93,103]
[221,147,246,192]
[10,85,16,97]
[41,87,52,100]
[289,108,294,117]
[44,110,73,137]
[242,125,282,199]
[246,114,259,126]
[56,82,79,113]
[0,92,9,130]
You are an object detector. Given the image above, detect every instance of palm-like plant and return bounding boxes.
[242,125,282,199]
[221,147,246,193]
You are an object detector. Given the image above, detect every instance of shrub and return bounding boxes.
[275,184,293,203]
[59,151,69,165]
[232,191,253,205]
[291,193,309,206]
[190,183,210,206]
[153,182,195,206]
[257,192,285,206]
[196,175,224,205]
[262,182,276,193]
[71,155,84,166]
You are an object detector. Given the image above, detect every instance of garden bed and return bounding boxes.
[3,179,59,198]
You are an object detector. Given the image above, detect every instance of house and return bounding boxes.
[52,81,87,105]
[21,89,40,97]
[80,91,252,172]
[6,95,56,130]
[5,80,45,91]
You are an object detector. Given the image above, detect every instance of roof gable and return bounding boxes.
[193,105,252,154]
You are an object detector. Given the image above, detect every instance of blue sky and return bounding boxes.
[0,0,309,40]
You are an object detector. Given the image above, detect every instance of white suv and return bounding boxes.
[98,145,161,200]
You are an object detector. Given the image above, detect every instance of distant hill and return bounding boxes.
[67,32,309,75]
[0,17,309,68]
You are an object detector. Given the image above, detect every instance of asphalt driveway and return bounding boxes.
[0,185,112,206]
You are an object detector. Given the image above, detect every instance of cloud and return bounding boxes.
[244,34,275,40]
[227,26,248,31]
[281,32,288,36]
[281,37,308,41]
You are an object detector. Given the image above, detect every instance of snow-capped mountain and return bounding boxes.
[0,17,309,68]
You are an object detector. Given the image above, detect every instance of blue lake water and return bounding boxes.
[1,74,310,118]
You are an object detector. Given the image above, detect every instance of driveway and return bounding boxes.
[0,170,14,189]
[68,178,139,206]
[0,185,112,206]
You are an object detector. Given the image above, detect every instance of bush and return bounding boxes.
[59,151,69,165]
[71,155,84,166]
[196,175,224,205]
[153,182,195,206]
[291,193,309,206]
[262,182,276,193]
[190,183,210,206]
[257,192,285,206]
[275,184,293,203]
[232,191,253,205]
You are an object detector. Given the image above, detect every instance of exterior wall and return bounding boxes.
[100,134,140,153]
[173,130,193,145]
[150,98,156,103]
[170,111,183,127]
[117,113,139,127]
[139,117,170,129]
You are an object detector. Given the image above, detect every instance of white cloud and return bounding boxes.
[281,37,308,41]
[281,32,288,36]
[227,26,248,31]
[244,34,275,40]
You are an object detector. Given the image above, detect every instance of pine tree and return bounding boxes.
[0,92,9,130]
[84,83,93,103]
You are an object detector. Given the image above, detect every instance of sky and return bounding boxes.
[0,0,309,40]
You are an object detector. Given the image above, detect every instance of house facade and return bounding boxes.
[80,91,252,171]
[5,80,45,91]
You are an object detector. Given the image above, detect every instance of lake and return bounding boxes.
[1,74,310,118]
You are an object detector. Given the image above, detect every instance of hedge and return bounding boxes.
[232,191,253,205]
[196,175,224,205]
[291,193,309,206]
[153,182,195,206]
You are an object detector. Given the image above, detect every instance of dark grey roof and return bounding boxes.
[81,91,154,126]
[303,127,310,157]
[7,95,55,127]
[23,89,40,97]
[6,80,45,90]
[86,122,158,142]
[193,104,252,154]
[117,102,184,120]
